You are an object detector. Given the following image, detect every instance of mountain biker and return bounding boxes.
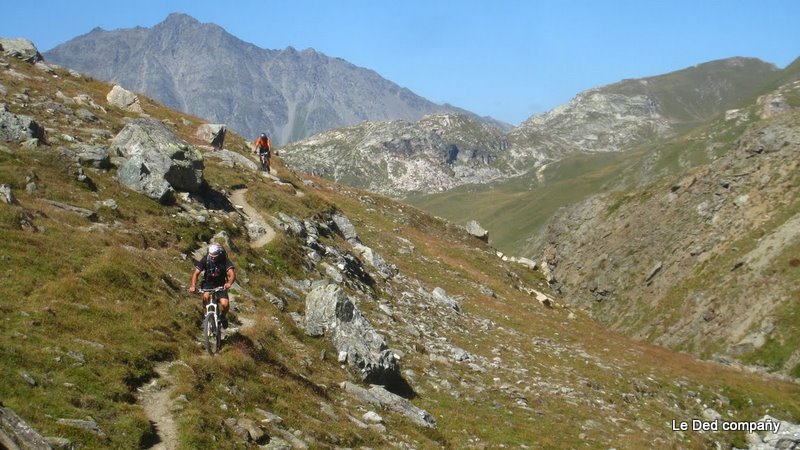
[189,243,235,328]
[254,132,271,173]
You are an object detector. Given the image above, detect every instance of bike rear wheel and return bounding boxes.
[202,314,221,354]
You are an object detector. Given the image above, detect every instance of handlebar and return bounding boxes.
[195,286,226,294]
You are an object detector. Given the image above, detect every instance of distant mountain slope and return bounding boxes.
[282,57,788,198]
[280,113,512,196]
[536,79,800,375]
[509,57,781,159]
[45,13,473,145]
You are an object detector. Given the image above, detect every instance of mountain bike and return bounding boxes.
[197,287,225,354]
[258,150,270,173]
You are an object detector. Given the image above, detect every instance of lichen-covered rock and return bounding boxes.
[113,118,204,203]
[106,85,143,113]
[0,104,46,144]
[0,38,43,63]
[305,283,400,385]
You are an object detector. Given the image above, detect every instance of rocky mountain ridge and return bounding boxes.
[4,37,800,449]
[44,13,479,146]
[280,57,789,197]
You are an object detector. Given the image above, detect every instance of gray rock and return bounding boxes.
[0,184,16,204]
[747,415,800,450]
[56,418,105,437]
[275,213,306,237]
[94,199,118,211]
[362,411,384,424]
[305,283,400,385]
[465,220,489,242]
[106,85,143,113]
[331,213,359,243]
[645,261,663,284]
[352,242,394,279]
[0,405,51,449]
[205,149,258,171]
[432,287,461,312]
[341,382,436,428]
[0,104,46,144]
[75,144,112,169]
[46,436,74,449]
[0,38,43,63]
[19,371,36,386]
[196,124,226,149]
[75,107,98,122]
[44,200,97,221]
[262,437,293,450]
[114,119,204,203]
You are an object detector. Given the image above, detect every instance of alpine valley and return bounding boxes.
[2,10,800,450]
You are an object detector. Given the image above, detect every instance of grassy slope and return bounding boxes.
[1,56,800,449]
[405,150,642,255]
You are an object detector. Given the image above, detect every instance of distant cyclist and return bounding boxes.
[189,243,235,328]
[254,132,272,173]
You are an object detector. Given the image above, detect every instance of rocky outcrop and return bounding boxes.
[341,382,436,429]
[0,38,43,63]
[305,283,401,386]
[465,220,489,243]
[106,85,143,113]
[0,104,45,144]
[196,124,226,149]
[113,118,204,203]
[747,415,800,450]
[0,405,51,449]
[205,149,258,171]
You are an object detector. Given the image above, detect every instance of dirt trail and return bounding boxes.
[140,320,258,448]
[230,188,276,248]
[139,363,180,450]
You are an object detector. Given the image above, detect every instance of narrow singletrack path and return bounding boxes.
[139,363,180,450]
[230,188,276,248]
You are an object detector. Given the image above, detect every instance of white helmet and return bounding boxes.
[208,243,223,256]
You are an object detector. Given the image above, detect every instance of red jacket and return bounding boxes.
[255,136,271,151]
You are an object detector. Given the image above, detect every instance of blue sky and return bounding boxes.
[2,0,798,125]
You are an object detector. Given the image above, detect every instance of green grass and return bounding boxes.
[406,148,647,254]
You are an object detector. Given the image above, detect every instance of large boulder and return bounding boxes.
[106,85,143,113]
[0,38,43,63]
[113,118,204,203]
[196,124,226,149]
[305,283,400,386]
[0,104,46,144]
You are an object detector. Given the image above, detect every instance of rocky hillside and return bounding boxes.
[280,113,514,196]
[3,38,800,450]
[44,13,474,146]
[536,78,800,378]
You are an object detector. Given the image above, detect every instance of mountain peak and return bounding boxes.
[161,12,201,27]
[44,15,463,145]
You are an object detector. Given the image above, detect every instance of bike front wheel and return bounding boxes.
[202,314,221,354]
